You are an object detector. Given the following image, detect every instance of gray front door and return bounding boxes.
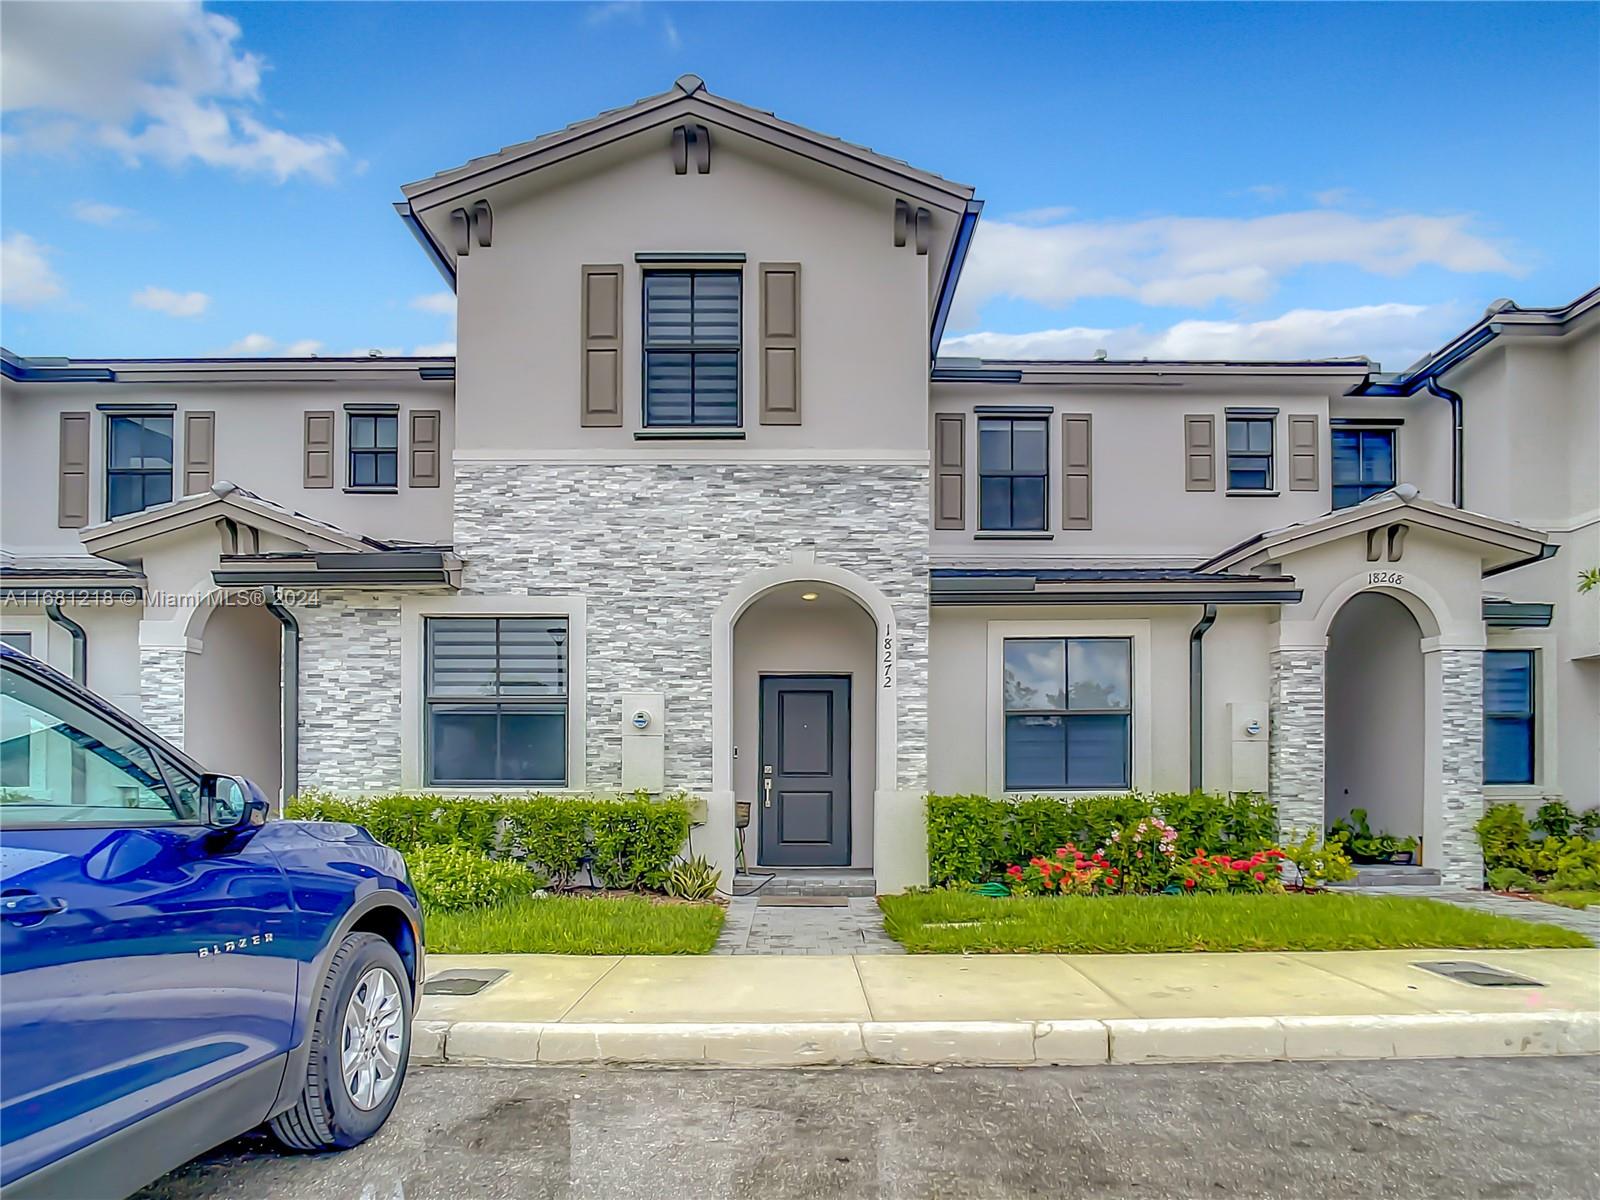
[759,675,850,867]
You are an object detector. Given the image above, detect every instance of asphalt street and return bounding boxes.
[136,1058,1600,1200]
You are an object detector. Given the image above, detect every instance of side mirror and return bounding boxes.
[202,774,270,832]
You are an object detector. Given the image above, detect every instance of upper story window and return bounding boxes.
[1484,649,1535,785]
[106,414,174,519]
[978,416,1048,531]
[643,270,741,427]
[424,617,568,786]
[1225,416,1274,492]
[1331,428,1396,509]
[1003,637,1131,790]
[348,413,398,490]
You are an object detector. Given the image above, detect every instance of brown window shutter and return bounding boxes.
[1061,413,1092,530]
[1288,414,1319,491]
[759,262,801,425]
[1184,414,1216,491]
[304,411,335,487]
[182,411,215,495]
[58,412,90,528]
[410,410,442,487]
[933,413,966,529]
[581,264,623,427]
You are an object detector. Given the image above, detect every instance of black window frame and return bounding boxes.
[423,616,569,787]
[977,416,1050,532]
[642,269,743,428]
[105,412,175,519]
[1225,415,1275,492]
[1483,649,1536,786]
[1002,636,1133,791]
[347,412,399,491]
[1331,427,1398,509]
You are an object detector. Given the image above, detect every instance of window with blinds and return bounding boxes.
[424,617,568,786]
[643,270,741,427]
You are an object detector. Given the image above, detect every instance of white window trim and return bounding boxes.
[1,616,61,672]
[985,618,1153,797]
[398,594,587,793]
[1483,630,1560,802]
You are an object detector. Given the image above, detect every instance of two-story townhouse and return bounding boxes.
[3,76,1595,894]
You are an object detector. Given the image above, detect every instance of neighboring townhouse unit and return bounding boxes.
[3,75,1595,894]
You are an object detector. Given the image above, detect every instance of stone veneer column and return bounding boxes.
[1434,648,1485,889]
[1268,647,1325,842]
[138,644,188,746]
[293,592,405,794]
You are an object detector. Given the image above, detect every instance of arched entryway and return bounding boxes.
[732,581,877,868]
[1324,592,1424,851]
[184,595,283,801]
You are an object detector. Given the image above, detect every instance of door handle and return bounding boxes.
[763,766,773,808]
[1,894,68,919]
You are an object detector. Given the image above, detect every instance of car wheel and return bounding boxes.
[270,931,412,1151]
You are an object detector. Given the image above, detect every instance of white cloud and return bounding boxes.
[1,233,65,308]
[217,333,323,356]
[71,199,138,226]
[951,210,1520,325]
[1,2,345,182]
[1240,184,1286,201]
[941,302,1459,370]
[132,285,209,317]
[412,341,457,357]
[1313,187,1355,207]
[662,15,682,49]
[584,1,680,48]
[409,292,456,315]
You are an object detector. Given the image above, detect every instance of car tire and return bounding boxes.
[269,932,412,1151]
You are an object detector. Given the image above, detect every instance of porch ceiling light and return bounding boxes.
[801,592,819,602]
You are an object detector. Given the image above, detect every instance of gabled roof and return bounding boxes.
[1200,486,1550,576]
[80,481,396,561]
[400,74,974,214]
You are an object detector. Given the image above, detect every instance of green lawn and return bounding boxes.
[878,891,1594,954]
[1537,891,1600,911]
[425,894,725,954]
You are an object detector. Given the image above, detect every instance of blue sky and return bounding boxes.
[2,1,1596,367]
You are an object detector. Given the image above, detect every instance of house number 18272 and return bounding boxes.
[882,635,894,688]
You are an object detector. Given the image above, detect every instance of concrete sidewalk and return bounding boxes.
[414,947,1600,1069]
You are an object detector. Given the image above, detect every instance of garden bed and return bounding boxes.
[425,893,725,955]
[1528,890,1600,911]
[877,891,1593,954]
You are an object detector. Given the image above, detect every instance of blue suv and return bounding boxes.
[0,643,423,1198]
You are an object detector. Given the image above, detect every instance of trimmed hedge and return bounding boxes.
[285,791,693,892]
[927,791,1278,887]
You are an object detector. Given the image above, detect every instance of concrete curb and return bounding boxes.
[410,1011,1600,1069]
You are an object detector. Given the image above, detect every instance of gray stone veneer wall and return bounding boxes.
[1436,649,1485,889]
[455,461,930,793]
[1269,647,1325,840]
[139,645,187,746]
[294,592,404,793]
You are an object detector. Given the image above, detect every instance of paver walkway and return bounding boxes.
[714,896,904,955]
[1347,886,1600,938]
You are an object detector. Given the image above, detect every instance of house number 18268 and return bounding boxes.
[882,635,894,688]
[1368,571,1404,586]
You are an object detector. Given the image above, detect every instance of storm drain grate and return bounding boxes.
[1413,961,1544,988]
[423,968,509,996]
[757,896,849,908]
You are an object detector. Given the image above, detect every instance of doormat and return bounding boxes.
[757,896,849,908]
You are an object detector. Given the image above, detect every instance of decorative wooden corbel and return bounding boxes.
[893,199,911,247]
[471,200,493,248]
[914,206,932,255]
[448,207,471,256]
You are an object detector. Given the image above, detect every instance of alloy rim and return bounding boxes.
[340,965,404,1110]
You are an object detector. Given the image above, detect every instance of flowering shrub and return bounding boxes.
[1102,816,1180,893]
[1176,848,1287,894]
[1004,844,1117,896]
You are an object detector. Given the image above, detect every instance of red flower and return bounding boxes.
[1006,865,1023,877]
[1265,849,1285,859]
[1253,871,1266,882]
[1183,878,1196,889]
